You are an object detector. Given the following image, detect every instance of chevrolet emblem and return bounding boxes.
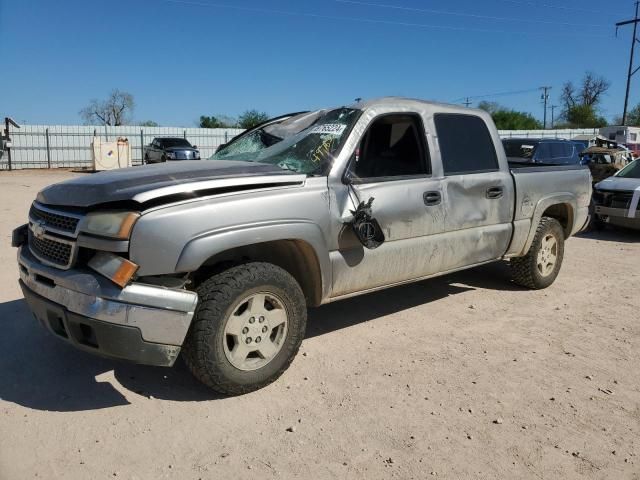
[31,220,46,239]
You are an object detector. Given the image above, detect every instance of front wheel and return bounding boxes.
[182,262,307,395]
[510,217,565,289]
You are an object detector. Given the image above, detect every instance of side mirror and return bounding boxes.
[192,145,198,149]
[349,197,385,249]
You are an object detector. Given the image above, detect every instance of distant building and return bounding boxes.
[599,126,640,154]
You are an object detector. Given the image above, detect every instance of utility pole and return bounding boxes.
[540,86,551,129]
[463,97,472,107]
[550,105,558,129]
[616,1,640,125]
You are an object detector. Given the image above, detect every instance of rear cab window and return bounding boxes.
[434,114,499,175]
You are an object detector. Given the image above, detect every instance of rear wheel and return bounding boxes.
[182,262,307,395]
[511,217,565,289]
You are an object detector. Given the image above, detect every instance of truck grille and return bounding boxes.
[27,202,81,269]
[28,230,74,268]
[594,190,637,210]
[29,204,80,234]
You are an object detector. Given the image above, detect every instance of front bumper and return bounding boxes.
[594,205,640,230]
[18,247,198,366]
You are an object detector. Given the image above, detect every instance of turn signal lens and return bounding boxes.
[88,252,139,288]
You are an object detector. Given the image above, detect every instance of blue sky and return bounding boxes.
[0,0,638,126]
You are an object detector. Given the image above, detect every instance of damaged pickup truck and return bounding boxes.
[13,98,592,395]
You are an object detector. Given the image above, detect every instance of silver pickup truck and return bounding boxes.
[13,98,591,395]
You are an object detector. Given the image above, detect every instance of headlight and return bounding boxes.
[83,211,140,239]
[166,151,176,159]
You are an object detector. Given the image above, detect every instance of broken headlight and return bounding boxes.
[83,211,140,239]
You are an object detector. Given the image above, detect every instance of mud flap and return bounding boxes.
[349,197,385,249]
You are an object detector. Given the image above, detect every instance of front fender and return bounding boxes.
[175,221,332,299]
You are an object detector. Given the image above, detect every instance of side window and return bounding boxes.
[351,114,429,180]
[434,114,499,175]
[550,142,565,160]
[535,143,550,161]
[563,143,574,160]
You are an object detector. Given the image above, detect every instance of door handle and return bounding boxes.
[486,187,504,199]
[423,191,441,206]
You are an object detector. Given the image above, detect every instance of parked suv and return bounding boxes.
[144,137,200,163]
[503,138,581,165]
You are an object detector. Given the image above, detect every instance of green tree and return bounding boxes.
[559,72,610,127]
[477,101,542,130]
[237,110,269,129]
[564,105,608,128]
[618,103,640,126]
[199,115,230,128]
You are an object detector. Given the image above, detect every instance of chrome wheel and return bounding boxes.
[536,233,558,277]
[223,292,288,371]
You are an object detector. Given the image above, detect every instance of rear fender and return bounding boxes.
[518,194,577,256]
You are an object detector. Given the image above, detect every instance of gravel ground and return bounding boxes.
[1,170,639,480]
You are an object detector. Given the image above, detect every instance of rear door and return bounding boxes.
[433,113,514,271]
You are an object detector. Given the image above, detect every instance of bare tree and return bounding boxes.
[560,72,609,111]
[560,81,577,111]
[79,89,135,126]
[580,72,610,107]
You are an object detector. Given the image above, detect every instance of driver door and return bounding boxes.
[329,113,445,297]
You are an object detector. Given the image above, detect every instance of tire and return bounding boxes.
[589,214,606,232]
[182,262,307,395]
[161,155,167,162]
[144,154,151,164]
[510,217,565,290]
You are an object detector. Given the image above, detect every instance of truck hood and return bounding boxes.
[595,176,640,192]
[37,160,306,208]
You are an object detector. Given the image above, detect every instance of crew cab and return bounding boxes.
[13,98,592,395]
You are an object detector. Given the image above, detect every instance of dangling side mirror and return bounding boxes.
[349,197,385,249]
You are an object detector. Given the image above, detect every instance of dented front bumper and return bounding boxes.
[17,247,198,366]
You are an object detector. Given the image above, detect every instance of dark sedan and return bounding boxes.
[144,137,200,163]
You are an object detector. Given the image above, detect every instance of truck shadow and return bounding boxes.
[576,228,639,243]
[0,262,517,411]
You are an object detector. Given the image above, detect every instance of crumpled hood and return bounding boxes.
[37,160,304,208]
[595,176,640,192]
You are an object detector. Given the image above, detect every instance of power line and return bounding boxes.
[493,0,619,17]
[451,87,541,103]
[156,0,610,38]
[336,0,609,28]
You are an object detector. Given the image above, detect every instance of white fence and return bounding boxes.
[0,124,244,170]
[1,124,602,170]
[498,128,598,139]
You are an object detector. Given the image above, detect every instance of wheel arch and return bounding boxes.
[520,194,576,256]
[176,222,330,306]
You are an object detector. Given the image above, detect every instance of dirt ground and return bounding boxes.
[1,170,639,480]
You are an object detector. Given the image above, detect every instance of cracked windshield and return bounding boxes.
[210,108,360,175]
